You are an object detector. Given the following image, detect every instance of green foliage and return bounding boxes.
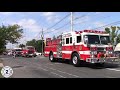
[105,26,120,45]
[0,24,23,53]
[19,44,25,49]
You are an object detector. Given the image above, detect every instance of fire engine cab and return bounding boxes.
[44,30,118,67]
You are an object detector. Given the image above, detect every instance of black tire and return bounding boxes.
[72,53,81,67]
[33,54,37,57]
[49,52,56,62]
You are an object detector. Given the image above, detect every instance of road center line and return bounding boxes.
[44,66,79,78]
[46,63,54,65]
[39,67,49,71]
[106,68,120,71]
[50,72,66,78]
[56,70,79,78]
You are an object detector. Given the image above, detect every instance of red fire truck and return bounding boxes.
[44,30,118,67]
[21,46,36,57]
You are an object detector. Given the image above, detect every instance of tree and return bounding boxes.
[0,24,23,53]
[105,26,120,45]
[26,39,36,47]
[19,44,25,49]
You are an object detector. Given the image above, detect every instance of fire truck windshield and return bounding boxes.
[27,47,34,50]
[100,36,110,45]
[85,35,100,44]
[84,35,110,45]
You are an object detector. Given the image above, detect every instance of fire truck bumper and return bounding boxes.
[86,57,119,64]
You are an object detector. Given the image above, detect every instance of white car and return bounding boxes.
[7,52,12,56]
[35,52,41,56]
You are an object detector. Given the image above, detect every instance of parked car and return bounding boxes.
[35,52,41,56]
[7,51,12,56]
[3,51,8,55]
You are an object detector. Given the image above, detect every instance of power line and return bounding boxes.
[43,13,93,35]
[44,13,90,34]
[73,12,92,21]
[44,21,70,34]
[50,13,95,32]
[33,13,70,39]
[45,13,70,31]
[92,21,120,30]
[73,16,110,27]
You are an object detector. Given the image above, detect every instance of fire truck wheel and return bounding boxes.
[49,53,55,62]
[72,53,81,67]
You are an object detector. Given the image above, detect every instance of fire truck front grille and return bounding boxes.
[97,51,106,54]
[28,51,33,54]
[97,47,106,54]
[97,47,105,51]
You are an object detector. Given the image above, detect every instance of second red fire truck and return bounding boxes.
[21,46,36,57]
[44,30,118,67]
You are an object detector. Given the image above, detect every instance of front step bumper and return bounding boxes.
[86,57,119,64]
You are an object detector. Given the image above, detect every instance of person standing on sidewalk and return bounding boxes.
[13,51,16,58]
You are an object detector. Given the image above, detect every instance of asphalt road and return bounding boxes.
[1,55,120,78]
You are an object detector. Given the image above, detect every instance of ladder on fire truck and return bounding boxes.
[57,35,62,58]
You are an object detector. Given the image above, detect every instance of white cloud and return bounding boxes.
[41,12,60,23]
[11,19,42,33]
[86,26,92,29]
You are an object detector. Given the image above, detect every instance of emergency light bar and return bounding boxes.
[75,30,107,34]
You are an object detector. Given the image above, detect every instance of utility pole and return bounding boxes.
[71,12,73,32]
[41,28,44,56]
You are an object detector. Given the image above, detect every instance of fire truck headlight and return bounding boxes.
[91,52,94,55]
[93,51,97,55]
[91,51,97,55]
[91,54,94,58]
[108,51,113,54]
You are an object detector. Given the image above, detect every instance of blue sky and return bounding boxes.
[0,12,120,49]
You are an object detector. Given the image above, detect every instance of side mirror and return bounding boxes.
[84,37,88,45]
[62,39,65,45]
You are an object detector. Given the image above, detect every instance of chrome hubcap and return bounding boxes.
[73,56,78,64]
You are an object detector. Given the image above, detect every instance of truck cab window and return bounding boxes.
[70,37,72,44]
[77,36,81,43]
[66,38,69,44]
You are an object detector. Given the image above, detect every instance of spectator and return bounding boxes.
[13,51,16,58]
